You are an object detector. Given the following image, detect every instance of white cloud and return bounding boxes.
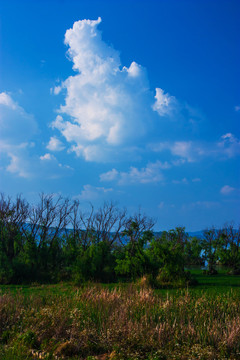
[125,61,143,78]
[0,93,71,179]
[151,133,240,162]
[220,185,235,195]
[151,141,201,162]
[100,161,170,185]
[171,141,196,161]
[217,133,240,158]
[0,92,38,177]
[99,168,119,182]
[0,92,38,143]
[51,18,178,162]
[40,153,56,161]
[46,136,65,151]
[0,92,17,108]
[2,142,72,179]
[182,201,220,210]
[6,151,31,178]
[152,88,178,117]
[78,184,113,200]
[172,178,188,184]
[53,86,62,95]
[235,105,240,112]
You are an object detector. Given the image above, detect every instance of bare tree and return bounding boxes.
[69,200,95,250]
[122,208,155,246]
[93,201,128,245]
[0,193,29,260]
[27,193,73,249]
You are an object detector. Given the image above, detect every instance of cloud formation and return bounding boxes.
[51,18,177,161]
[220,185,235,195]
[152,88,178,117]
[77,184,113,200]
[151,133,240,162]
[0,92,38,143]
[217,133,240,158]
[0,92,71,179]
[46,136,65,151]
[100,160,170,185]
[0,92,38,178]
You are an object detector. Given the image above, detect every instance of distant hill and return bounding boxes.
[154,230,204,239]
[188,231,204,238]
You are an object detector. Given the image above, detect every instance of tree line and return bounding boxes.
[0,193,239,285]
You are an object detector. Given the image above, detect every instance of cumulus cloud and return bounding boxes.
[0,92,38,143]
[0,92,38,177]
[217,133,240,158]
[152,88,178,117]
[150,141,202,162]
[0,92,71,179]
[170,142,197,161]
[46,136,65,151]
[100,161,170,185]
[100,168,119,182]
[77,184,113,200]
[6,146,32,178]
[51,18,179,162]
[151,133,240,162]
[40,153,56,161]
[3,142,72,179]
[0,92,17,108]
[220,185,235,195]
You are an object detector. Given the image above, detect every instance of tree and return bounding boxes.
[0,193,29,283]
[115,212,155,280]
[184,236,204,266]
[201,228,219,274]
[217,224,240,274]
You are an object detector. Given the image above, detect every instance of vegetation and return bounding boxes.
[0,283,239,359]
[0,193,239,286]
[0,192,240,359]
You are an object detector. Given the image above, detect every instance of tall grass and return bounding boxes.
[0,284,240,359]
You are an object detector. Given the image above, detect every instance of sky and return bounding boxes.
[0,0,239,231]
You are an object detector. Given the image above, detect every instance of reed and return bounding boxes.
[0,284,240,359]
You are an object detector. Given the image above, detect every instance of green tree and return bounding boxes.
[201,228,219,274]
[184,236,204,266]
[217,225,240,274]
[148,228,196,287]
[115,221,153,280]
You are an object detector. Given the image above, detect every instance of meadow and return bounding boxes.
[0,271,240,360]
[1,194,240,359]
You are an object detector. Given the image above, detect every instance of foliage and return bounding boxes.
[115,221,153,280]
[216,225,240,274]
[184,236,204,266]
[74,241,116,283]
[0,193,239,286]
[148,228,197,287]
[0,284,240,359]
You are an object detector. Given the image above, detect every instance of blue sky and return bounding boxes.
[0,0,239,230]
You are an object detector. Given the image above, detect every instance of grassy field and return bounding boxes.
[0,271,240,360]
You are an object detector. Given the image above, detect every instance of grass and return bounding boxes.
[0,270,240,359]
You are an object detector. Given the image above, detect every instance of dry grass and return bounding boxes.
[0,284,240,359]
